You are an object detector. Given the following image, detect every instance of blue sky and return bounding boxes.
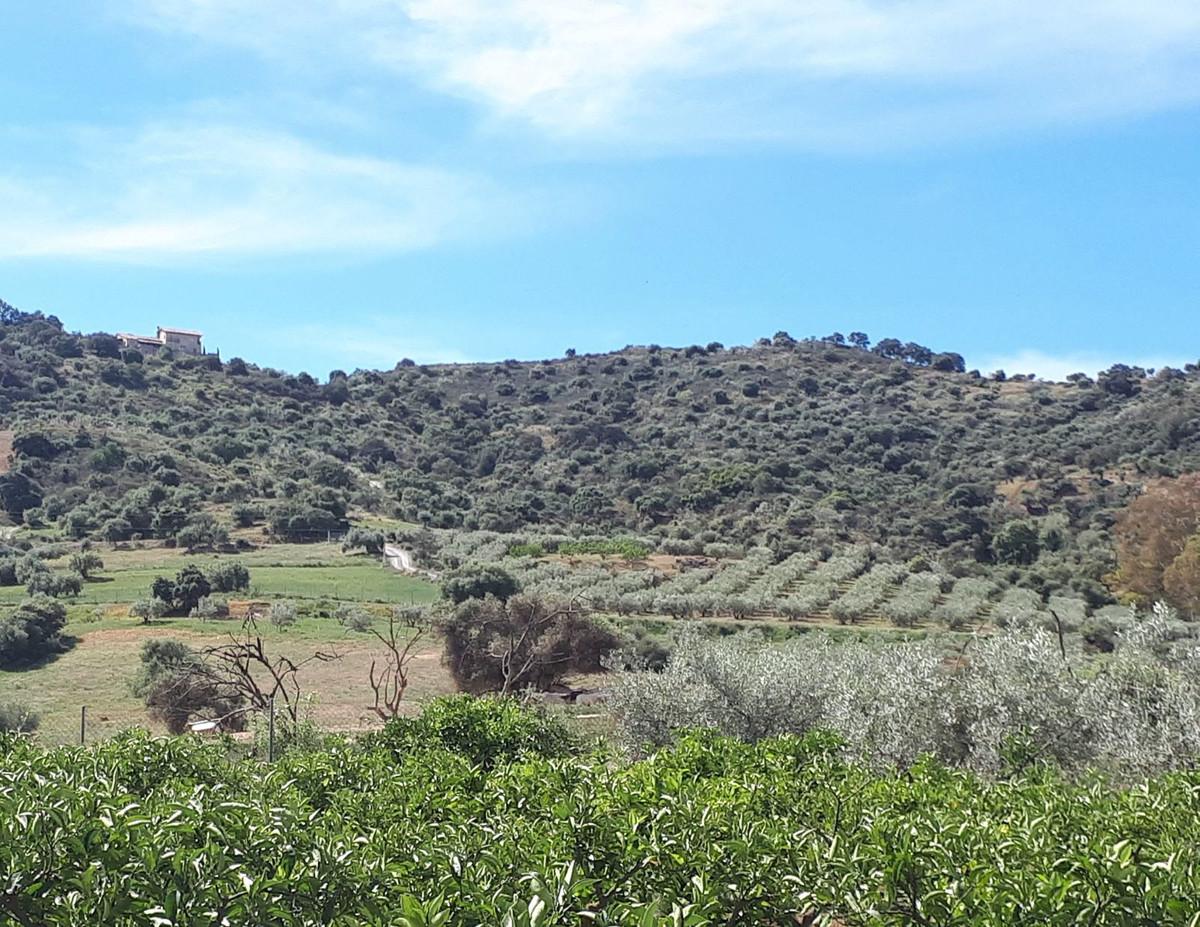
[1,2,1198,379]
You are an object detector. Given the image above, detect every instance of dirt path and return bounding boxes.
[383,545,415,572]
[0,430,12,475]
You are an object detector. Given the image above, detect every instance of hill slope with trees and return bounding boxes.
[1,303,1198,604]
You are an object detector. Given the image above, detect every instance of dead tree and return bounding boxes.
[366,608,428,721]
[197,617,343,725]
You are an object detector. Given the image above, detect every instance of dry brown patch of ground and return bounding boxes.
[0,429,12,475]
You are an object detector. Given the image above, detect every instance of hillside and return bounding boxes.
[1,305,1199,603]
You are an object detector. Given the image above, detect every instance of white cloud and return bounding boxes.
[125,0,1200,148]
[973,349,1192,382]
[0,124,524,260]
[272,318,474,367]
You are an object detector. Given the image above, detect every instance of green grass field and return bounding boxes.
[1,542,440,607]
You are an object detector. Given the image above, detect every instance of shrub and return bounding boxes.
[69,551,104,580]
[557,538,650,559]
[206,561,250,593]
[176,514,229,552]
[609,604,1200,778]
[507,542,546,558]
[149,566,212,615]
[132,639,241,735]
[342,527,385,556]
[0,701,39,733]
[441,594,621,694]
[269,601,298,630]
[190,596,230,620]
[130,598,169,624]
[363,695,577,769]
[0,597,68,667]
[441,565,520,604]
[230,503,262,527]
[336,604,372,633]
[250,695,325,758]
[25,571,82,598]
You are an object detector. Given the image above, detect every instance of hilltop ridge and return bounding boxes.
[1,305,1198,602]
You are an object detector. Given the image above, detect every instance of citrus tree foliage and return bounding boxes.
[609,604,1200,778]
[2,700,1200,924]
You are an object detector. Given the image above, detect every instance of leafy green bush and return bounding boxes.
[269,601,298,630]
[334,603,372,632]
[342,527,385,556]
[611,605,1200,778]
[206,560,250,593]
[149,565,212,615]
[130,597,169,623]
[441,564,519,604]
[24,570,82,598]
[0,597,68,667]
[442,594,621,694]
[190,595,230,620]
[131,639,241,734]
[362,695,577,768]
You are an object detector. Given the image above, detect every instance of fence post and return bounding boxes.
[80,706,87,746]
[267,696,276,763]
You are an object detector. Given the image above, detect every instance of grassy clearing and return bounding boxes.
[0,541,447,740]
[0,617,454,744]
[7,542,440,607]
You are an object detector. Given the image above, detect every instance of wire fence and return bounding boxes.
[28,698,398,753]
[22,695,612,752]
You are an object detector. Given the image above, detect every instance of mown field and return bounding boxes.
[3,542,438,607]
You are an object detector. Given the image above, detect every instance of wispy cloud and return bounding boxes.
[272,318,475,369]
[0,124,527,260]
[973,349,1193,382]
[126,1,1200,148]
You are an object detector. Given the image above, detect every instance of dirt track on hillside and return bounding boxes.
[0,430,12,475]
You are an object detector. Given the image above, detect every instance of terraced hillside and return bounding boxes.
[434,532,1126,634]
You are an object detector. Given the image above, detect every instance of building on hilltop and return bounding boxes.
[117,326,206,356]
[157,326,204,355]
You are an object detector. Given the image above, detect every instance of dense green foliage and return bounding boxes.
[361,694,577,769]
[0,596,68,667]
[4,310,1200,601]
[1,702,1199,925]
[441,564,520,604]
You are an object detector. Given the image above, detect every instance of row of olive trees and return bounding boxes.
[608,602,1200,778]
